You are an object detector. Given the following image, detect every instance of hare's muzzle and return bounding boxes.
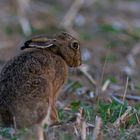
[70,60,82,67]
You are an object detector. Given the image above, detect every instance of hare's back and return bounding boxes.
[0,51,51,100]
[0,50,55,125]
[0,49,67,101]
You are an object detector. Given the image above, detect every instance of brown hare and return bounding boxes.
[0,32,82,140]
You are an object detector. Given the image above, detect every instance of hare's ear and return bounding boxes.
[21,37,54,50]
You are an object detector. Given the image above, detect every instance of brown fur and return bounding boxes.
[0,32,82,131]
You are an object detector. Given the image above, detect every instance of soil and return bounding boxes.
[0,0,140,139]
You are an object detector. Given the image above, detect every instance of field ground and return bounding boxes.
[0,0,140,139]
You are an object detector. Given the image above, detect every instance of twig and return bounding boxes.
[17,0,32,36]
[18,17,32,36]
[101,79,111,92]
[13,116,17,132]
[122,76,129,102]
[113,106,133,128]
[127,54,136,67]
[75,108,87,140]
[92,116,103,140]
[76,108,83,125]
[74,125,80,137]
[78,65,97,86]
[95,53,109,98]
[61,0,85,29]
[87,123,95,128]
[111,95,140,126]
[81,121,87,140]
[74,108,83,138]
[119,76,129,118]
[111,95,124,105]
[130,42,140,56]
[135,113,140,125]
[62,81,79,93]
[100,55,108,85]
[111,93,140,101]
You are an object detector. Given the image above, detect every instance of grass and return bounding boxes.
[0,1,140,139]
[0,127,28,140]
[1,98,139,140]
[0,78,140,140]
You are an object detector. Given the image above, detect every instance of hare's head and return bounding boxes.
[21,32,82,67]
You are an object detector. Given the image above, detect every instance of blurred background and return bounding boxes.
[0,0,140,96]
[0,0,140,139]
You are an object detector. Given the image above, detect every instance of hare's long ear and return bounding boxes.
[21,37,55,50]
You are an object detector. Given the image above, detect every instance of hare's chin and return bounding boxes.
[69,64,81,67]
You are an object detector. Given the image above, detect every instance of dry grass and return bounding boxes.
[0,0,140,139]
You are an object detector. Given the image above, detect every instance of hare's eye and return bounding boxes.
[71,42,79,50]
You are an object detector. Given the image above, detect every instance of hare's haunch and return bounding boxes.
[0,32,82,140]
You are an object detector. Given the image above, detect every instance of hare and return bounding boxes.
[0,32,82,140]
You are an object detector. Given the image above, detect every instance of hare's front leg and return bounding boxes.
[50,90,62,122]
[32,124,44,140]
[51,104,59,122]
